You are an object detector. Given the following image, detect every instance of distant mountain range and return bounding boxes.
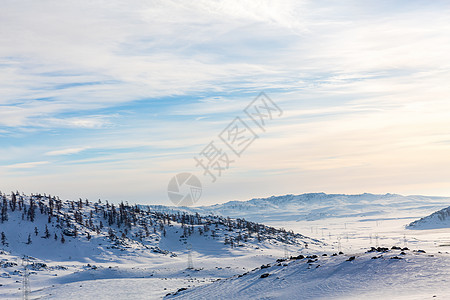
[149,193,450,226]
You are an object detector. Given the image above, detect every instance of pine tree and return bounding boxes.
[1,197,8,223]
[28,199,36,222]
[1,232,7,246]
[44,225,50,238]
[10,192,17,211]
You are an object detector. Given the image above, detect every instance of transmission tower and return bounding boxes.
[187,244,194,270]
[22,257,30,300]
[284,245,289,259]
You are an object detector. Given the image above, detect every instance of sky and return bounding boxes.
[1,0,450,205]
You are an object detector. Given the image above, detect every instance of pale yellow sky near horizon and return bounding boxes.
[1,1,450,205]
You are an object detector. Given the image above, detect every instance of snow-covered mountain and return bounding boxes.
[408,205,450,229]
[150,193,450,225]
[0,191,322,299]
[2,191,450,299]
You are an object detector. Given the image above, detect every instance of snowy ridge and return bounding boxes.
[408,206,450,230]
[0,192,319,260]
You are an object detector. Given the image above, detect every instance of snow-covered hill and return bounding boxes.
[2,191,450,299]
[0,192,320,261]
[408,206,450,230]
[167,246,450,300]
[149,193,450,254]
[0,192,322,299]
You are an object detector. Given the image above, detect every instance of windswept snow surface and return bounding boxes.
[168,248,450,300]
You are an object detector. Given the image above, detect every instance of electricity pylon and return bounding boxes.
[22,257,30,300]
[187,244,193,270]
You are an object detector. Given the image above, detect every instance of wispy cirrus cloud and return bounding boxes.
[1,0,450,203]
[45,147,90,156]
[4,161,49,169]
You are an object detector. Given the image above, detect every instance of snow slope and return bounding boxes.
[168,247,450,300]
[408,206,450,230]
